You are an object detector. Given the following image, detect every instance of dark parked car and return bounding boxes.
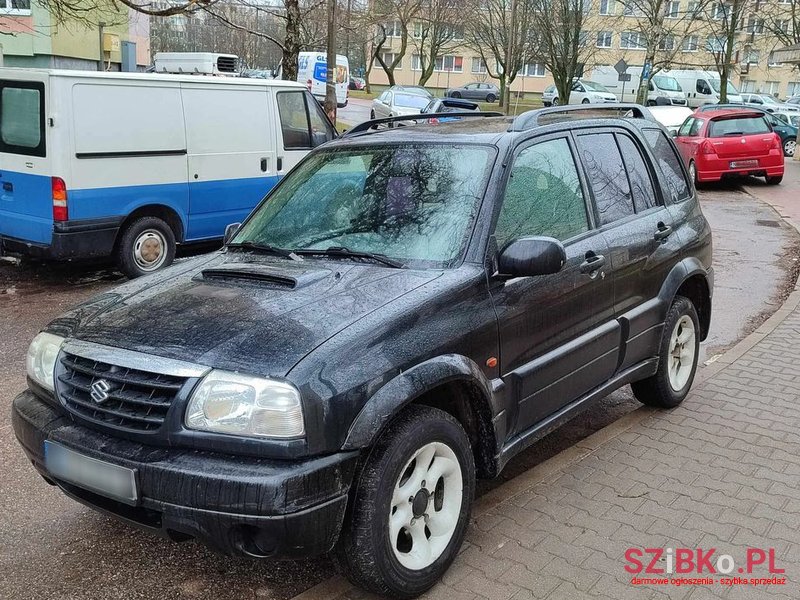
[13,105,712,598]
[420,97,480,122]
[446,82,500,102]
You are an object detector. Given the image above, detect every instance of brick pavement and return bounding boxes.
[295,170,800,600]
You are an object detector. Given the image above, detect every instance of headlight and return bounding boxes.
[26,332,65,392]
[185,370,304,439]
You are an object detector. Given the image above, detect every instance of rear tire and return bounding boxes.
[335,405,475,599]
[766,175,783,185]
[631,296,700,408]
[450,91,461,98]
[688,160,698,185]
[116,216,176,278]
[486,93,496,103]
[370,110,375,119]
[782,138,795,157]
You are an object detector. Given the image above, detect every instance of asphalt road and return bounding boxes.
[1,186,798,600]
[337,97,373,128]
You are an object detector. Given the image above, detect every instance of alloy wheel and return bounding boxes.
[668,315,696,391]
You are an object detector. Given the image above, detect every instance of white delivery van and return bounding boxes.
[591,65,687,106]
[662,69,743,107]
[297,52,350,107]
[0,68,336,277]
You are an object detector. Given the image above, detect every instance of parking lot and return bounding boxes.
[2,169,798,600]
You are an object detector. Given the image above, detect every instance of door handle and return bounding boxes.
[260,157,269,172]
[277,156,283,171]
[2,182,12,192]
[654,222,672,241]
[579,252,605,274]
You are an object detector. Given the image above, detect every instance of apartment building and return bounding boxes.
[368,1,800,99]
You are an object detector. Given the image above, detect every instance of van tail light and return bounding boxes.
[52,177,68,222]
[701,140,716,155]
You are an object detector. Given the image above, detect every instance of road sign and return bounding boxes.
[642,62,652,80]
[614,59,628,75]
[618,73,632,82]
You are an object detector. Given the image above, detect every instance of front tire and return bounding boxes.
[783,138,795,157]
[486,93,496,103]
[631,296,700,408]
[450,91,461,99]
[552,97,560,106]
[116,216,176,278]
[581,98,590,104]
[335,405,475,599]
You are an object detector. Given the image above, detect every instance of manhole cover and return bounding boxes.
[756,219,781,228]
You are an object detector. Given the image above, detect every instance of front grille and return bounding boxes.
[216,56,238,73]
[56,352,187,432]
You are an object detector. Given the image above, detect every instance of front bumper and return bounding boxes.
[12,390,359,558]
[1,217,122,261]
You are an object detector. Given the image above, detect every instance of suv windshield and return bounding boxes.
[653,76,681,92]
[233,144,496,267]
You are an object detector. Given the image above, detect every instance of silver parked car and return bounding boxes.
[741,93,800,113]
[445,82,500,103]
[370,89,431,119]
[542,84,558,106]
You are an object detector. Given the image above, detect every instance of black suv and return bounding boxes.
[12,106,713,598]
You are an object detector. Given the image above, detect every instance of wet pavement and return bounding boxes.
[0,184,798,600]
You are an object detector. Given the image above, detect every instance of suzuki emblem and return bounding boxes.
[90,380,111,403]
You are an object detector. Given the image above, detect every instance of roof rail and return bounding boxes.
[510,103,657,132]
[342,111,504,137]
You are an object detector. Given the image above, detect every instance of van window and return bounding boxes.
[0,80,45,157]
[277,91,335,150]
[642,128,691,203]
[496,137,589,248]
[576,132,635,225]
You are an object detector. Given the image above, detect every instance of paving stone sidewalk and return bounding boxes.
[306,289,800,600]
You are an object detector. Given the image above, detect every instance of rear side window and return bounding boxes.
[0,80,45,157]
[642,128,691,203]
[708,116,770,137]
[277,90,335,150]
[617,135,659,212]
[576,132,634,226]
[496,137,589,248]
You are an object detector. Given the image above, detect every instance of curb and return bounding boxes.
[289,185,800,600]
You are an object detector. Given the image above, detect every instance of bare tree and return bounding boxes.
[529,0,594,108]
[464,0,536,108]
[370,0,421,85]
[704,0,751,102]
[412,0,467,85]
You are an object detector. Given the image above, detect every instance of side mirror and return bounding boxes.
[671,129,679,138]
[497,236,566,278]
[311,130,330,147]
[223,222,241,245]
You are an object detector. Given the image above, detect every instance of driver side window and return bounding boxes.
[495,138,589,250]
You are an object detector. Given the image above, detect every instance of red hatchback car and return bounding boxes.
[673,109,784,185]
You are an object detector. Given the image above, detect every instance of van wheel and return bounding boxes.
[116,216,176,278]
[335,405,475,599]
[631,296,700,408]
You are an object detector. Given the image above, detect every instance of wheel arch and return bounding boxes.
[116,204,185,245]
[659,259,712,341]
[342,355,500,478]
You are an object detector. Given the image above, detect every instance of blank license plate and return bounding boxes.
[730,160,758,169]
[44,441,138,505]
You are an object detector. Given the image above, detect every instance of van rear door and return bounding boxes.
[0,74,53,246]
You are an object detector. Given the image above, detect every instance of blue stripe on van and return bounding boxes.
[1,172,280,247]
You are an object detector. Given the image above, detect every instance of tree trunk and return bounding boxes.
[636,50,656,105]
[498,77,507,109]
[282,0,301,81]
[324,0,337,124]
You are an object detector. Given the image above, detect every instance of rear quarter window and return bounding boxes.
[0,80,45,157]
[708,116,770,137]
[642,128,691,203]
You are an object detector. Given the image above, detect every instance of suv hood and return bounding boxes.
[49,253,442,378]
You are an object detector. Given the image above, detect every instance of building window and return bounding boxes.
[664,1,680,18]
[381,52,403,69]
[620,31,646,49]
[411,54,421,71]
[711,3,729,20]
[775,19,790,34]
[413,22,425,39]
[471,57,488,73]
[434,55,463,72]
[706,36,726,53]
[520,63,546,77]
[687,1,702,18]
[740,79,756,93]
[0,0,31,13]
[765,81,780,96]
[788,82,800,96]
[382,21,403,37]
[746,16,764,34]
[599,0,615,14]
[658,35,676,51]
[682,35,699,51]
[768,51,780,67]
[597,31,613,48]
[744,49,760,65]
[623,2,643,16]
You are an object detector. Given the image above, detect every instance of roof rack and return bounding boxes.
[342,111,504,137]
[510,103,658,132]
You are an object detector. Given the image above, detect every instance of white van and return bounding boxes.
[591,66,687,105]
[297,52,350,107]
[0,68,336,277]
[662,69,743,107]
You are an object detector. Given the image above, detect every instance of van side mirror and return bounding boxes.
[224,222,241,245]
[497,236,566,278]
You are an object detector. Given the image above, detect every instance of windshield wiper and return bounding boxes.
[293,246,404,268]
[227,241,303,261]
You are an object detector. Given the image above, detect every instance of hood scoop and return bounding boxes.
[199,264,330,289]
